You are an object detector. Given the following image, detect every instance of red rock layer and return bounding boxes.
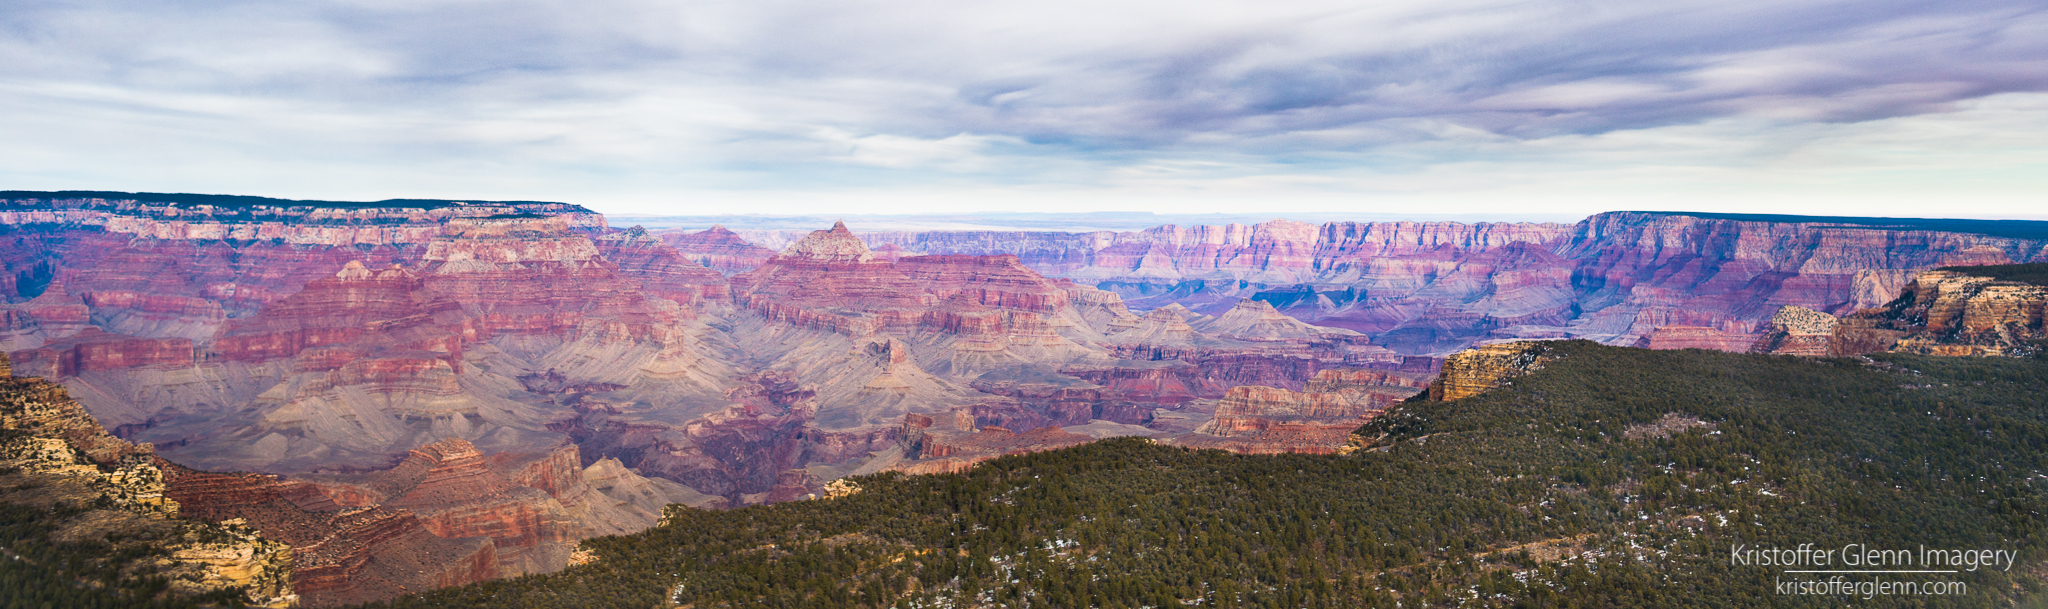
[899,417,1094,473]
[7,327,193,377]
[0,286,93,349]
[1828,269,2048,357]
[1,196,603,345]
[595,226,729,307]
[837,213,2048,356]
[658,224,778,275]
[1640,326,1760,352]
[1170,368,1427,454]
[418,217,677,342]
[344,439,579,575]
[289,508,499,607]
[155,459,504,607]
[731,224,1078,339]
[212,261,468,370]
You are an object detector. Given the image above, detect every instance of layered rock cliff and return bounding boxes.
[0,192,604,246]
[724,212,2047,357]
[1747,306,1840,356]
[1826,266,2048,357]
[659,224,777,275]
[0,352,297,607]
[595,226,730,308]
[1427,341,1561,401]
[1169,368,1429,454]
[159,436,715,606]
[0,193,606,343]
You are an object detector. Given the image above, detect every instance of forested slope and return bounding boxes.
[365,341,2048,608]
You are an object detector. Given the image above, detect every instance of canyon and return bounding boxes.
[671,212,2048,357]
[1747,264,2048,358]
[7,191,2048,603]
[0,351,297,607]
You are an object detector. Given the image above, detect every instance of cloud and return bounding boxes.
[0,0,2043,216]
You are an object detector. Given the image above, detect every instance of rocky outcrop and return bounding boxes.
[162,435,714,606]
[1747,306,1840,356]
[897,414,1096,474]
[1641,326,1759,352]
[6,326,192,377]
[659,224,778,275]
[1828,268,2048,357]
[1428,341,1560,401]
[0,352,296,607]
[595,226,730,307]
[156,461,496,607]
[364,439,580,576]
[1169,368,1427,454]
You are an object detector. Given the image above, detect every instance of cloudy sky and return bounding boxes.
[2,0,2044,218]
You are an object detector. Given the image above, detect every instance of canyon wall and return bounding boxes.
[12,192,2048,603]
[1821,267,2048,357]
[0,352,298,607]
[663,212,2047,357]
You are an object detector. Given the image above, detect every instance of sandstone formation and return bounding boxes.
[157,462,497,607]
[1428,341,1561,401]
[159,436,716,606]
[595,225,730,308]
[659,224,778,274]
[1170,368,1429,454]
[6,327,194,377]
[1640,326,1759,351]
[1747,306,1840,356]
[1827,268,2047,357]
[0,352,297,607]
[76,213,733,475]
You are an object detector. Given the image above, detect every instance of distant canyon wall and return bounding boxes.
[674,212,2048,355]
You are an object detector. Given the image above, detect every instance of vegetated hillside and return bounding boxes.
[0,498,260,609]
[1938,262,2048,287]
[359,341,2048,608]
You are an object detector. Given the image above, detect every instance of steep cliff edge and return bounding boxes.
[1746,306,1840,356]
[1,192,605,341]
[0,351,296,607]
[1427,341,1562,401]
[1169,368,1428,454]
[1827,265,2048,357]
[158,462,499,607]
[161,436,715,606]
